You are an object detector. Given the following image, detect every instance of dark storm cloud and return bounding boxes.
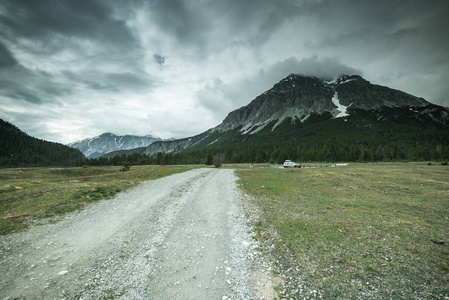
[0,0,134,47]
[0,0,153,108]
[13,89,44,104]
[208,0,300,45]
[1,0,448,144]
[0,64,69,105]
[146,0,210,46]
[144,0,302,51]
[0,42,17,68]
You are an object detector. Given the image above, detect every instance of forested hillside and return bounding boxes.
[193,112,449,164]
[83,109,449,167]
[0,119,85,167]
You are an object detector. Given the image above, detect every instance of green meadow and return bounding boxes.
[236,163,449,299]
[0,165,190,235]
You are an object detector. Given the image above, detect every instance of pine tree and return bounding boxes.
[205,153,213,165]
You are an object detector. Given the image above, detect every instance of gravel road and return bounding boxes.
[1,168,271,299]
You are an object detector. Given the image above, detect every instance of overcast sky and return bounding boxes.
[1,0,448,144]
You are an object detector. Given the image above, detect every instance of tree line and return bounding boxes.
[76,141,448,167]
[79,113,449,166]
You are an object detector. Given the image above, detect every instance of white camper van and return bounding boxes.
[283,160,301,168]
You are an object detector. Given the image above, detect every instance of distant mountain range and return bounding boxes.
[0,119,84,167]
[68,133,162,158]
[141,74,449,163]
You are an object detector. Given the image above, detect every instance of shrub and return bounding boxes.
[120,161,131,171]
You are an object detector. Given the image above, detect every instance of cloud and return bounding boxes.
[1,0,449,145]
[0,42,18,68]
[0,62,68,105]
[104,72,153,91]
[0,0,135,47]
[153,54,166,67]
[266,56,362,81]
[145,0,211,48]
[196,56,362,121]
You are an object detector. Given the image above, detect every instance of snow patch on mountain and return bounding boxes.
[331,92,350,118]
[339,78,356,85]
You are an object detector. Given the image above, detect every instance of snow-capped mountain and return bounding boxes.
[143,73,448,157]
[68,133,162,158]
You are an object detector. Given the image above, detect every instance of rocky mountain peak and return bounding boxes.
[215,73,433,135]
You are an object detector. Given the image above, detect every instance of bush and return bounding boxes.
[120,161,131,172]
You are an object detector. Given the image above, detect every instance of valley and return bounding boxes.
[1,163,448,299]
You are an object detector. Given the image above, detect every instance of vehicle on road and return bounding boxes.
[283,160,301,168]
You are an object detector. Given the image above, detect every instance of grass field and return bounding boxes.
[236,163,449,299]
[0,165,191,235]
[2,163,448,298]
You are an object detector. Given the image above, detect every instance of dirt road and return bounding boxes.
[0,168,266,299]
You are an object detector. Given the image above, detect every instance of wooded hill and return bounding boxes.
[0,119,85,167]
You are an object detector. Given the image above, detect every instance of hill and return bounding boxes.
[0,119,85,167]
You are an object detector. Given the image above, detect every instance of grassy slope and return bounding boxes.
[236,163,449,299]
[0,165,191,235]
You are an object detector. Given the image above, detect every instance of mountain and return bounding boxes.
[68,133,162,158]
[143,74,449,163]
[0,119,85,167]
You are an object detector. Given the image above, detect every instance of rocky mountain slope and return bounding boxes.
[143,74,448,159]
[69,133,161,158]
[215,74,430,134]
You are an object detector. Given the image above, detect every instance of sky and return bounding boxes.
[1,0,448,144]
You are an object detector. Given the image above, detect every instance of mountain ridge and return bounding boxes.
[69,132,162,158]
[142,73,446,158]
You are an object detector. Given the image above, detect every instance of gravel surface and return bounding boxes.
[0,168,273,299]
